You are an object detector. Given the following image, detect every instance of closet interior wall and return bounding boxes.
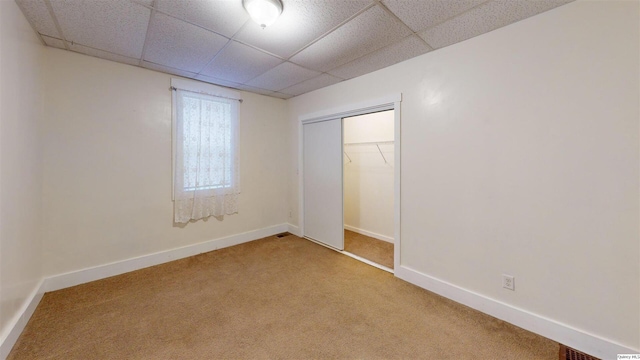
[343,111,394,243]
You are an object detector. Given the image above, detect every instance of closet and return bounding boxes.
[342,111,394,269]
[301,95,400,272]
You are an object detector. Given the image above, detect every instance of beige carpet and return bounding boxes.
[9,235,558,359]
[344,230,394,269]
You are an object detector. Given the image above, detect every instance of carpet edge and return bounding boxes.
[394,265,637,360]
[42,223,290,293]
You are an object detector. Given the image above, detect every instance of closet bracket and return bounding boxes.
[344,151,352,163]
[376,144,387,164]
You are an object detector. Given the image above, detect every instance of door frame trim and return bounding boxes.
[298,93,402,270]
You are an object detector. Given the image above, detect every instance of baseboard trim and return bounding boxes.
[43,223,289,293]
[1,224,288,358]
[343,225,393,243]
[5,229,634,360]
[0,280,45,359]
[287,223,301,237]
[394,265,637,360]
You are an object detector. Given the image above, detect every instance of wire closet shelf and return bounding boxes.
[343,141,394,164]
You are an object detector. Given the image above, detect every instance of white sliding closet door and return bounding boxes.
[303,118,344,250]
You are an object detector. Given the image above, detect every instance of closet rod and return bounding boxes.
[344,140,394,146]
[342,142,392,164]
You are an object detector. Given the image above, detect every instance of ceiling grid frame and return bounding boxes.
[13,0,47,46]
[375,0,432,48]
[15,0,575,99]
[43,0,70,50]
[284,1,378,62]
[138,0,156,66]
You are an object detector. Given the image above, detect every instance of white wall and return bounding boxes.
[288,0,639,354]
[343,111,394,241]
[1,0,637,357]
[42,48,289,276]
[343,111,394,144]
[0,0,44,342]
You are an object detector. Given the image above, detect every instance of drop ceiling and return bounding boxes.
[16,0,573,99]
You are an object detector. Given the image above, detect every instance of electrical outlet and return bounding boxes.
[502,274,515,291]
[288,210,292,218]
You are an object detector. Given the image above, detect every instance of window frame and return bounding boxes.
[171,78,241,200]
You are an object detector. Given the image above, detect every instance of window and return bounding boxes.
[172,79,240,223]
[178,92,234,191]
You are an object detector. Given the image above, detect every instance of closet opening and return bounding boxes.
[299,93,401,274]
[342,110,394,272]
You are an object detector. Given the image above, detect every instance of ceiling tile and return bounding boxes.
[18,0,576,101]
[280,74,342,96]
[70,43,140,66]
[200,41,283,84]
[15,0,60,38]
[328,35,432,80]
[246,62,320,91]
[271,92,294,100]
[419,0,574,49]
[290,5,412,72]
[142,61,198,79]
[49,0,150,58]
[144,13,229,73]
[382,0,486,32]
[131,0,155,7]
[155,0,248,38]
[195,75,244,90]
[233,84,275,97]
[195,77,290,100]
[42,35,66,49]
[234,0,373,58]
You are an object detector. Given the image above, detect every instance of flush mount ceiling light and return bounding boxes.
[242,0,283,29]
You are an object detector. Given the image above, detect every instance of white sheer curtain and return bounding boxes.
[174,89,239,223]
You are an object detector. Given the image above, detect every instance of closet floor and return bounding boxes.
[344,230,394,269]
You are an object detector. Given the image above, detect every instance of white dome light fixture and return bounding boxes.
[242,0,283,29]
